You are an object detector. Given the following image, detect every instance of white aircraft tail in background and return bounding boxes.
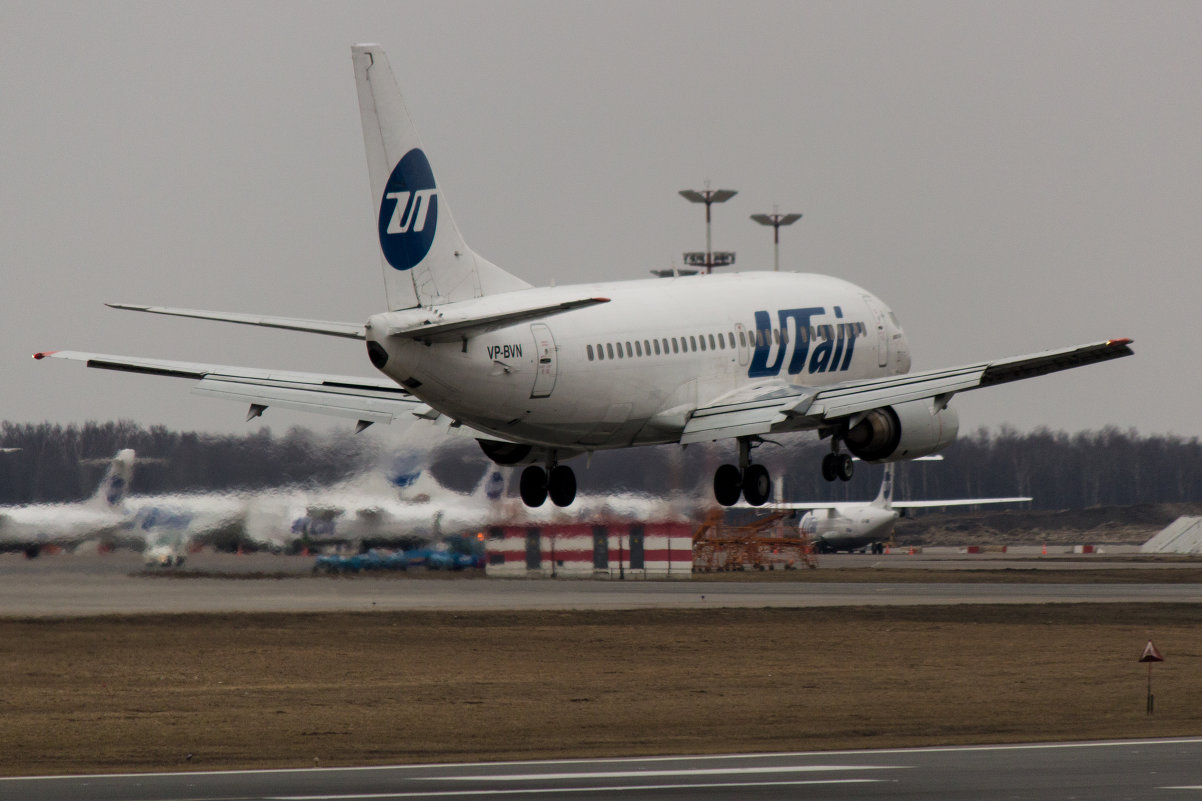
[0,449,135,557]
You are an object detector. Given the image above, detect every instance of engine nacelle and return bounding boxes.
[476,439,582,466]
[843,399,960,463]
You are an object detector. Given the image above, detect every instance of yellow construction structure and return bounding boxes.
[692,508,818,572]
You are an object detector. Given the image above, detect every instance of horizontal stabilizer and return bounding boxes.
[34,351,418,425]
[388,297,610,342]
[107,304,365,339]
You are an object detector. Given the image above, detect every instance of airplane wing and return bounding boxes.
[891,497,1032,509]
[751,496,1032,511]
[105,297,612,344]
[34,351,424,426]
[681,338,1133,444]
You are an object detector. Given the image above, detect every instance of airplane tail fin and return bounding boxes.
[90,449,135,510]
[871,463,895,509]
[472,465,510,504]
[351,44,530,310]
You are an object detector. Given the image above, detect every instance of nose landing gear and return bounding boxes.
[713,437,773,507]
[519,456,577,508]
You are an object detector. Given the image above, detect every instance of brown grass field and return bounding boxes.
[2,603,1200,776]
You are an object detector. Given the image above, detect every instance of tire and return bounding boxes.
[821,453,837,482]
[742,464,771,506]
[713,463,742,506]
[519,465,548,507]
[548,465,577,507]
[836,453,854,482]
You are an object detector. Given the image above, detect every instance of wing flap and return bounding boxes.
[680,383,814,444]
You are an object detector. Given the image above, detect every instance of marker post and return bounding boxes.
[1140,640,1164,715]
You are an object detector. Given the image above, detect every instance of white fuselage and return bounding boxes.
[367,272,911,450]
[800,506,898,552]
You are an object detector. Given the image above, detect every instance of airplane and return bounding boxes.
[249,457,510,552]
[0,449,134,557]
[35,44,1134,511]
[747,461,1032,553]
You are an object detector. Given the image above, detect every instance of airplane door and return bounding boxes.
[734,323,750,366]
[592,525,608,569]
[525,527,542,569]
[530,323,558,399]
[628,524,645,570]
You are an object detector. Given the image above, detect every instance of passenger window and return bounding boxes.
[728,332,735,349]
[643,339,651,355]
[662,338,669,353]
[773,329,780,345]
[738,330,747,347]
[635,341,643,357]
[699,335,707,352]
[586,344,594,361]
[689,335,698,351]
[708,333,717,350]
[625,342,633,358]
[607,343,615,359]
[779,328,788,345]
[653,339,661,355]
[671,338,679,353]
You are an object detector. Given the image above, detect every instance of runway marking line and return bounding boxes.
[270,779,883,799]
[437,764,903,781]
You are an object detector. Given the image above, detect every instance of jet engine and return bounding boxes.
[843,399,959,462]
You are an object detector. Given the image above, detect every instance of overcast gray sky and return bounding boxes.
[2,1,1197,441]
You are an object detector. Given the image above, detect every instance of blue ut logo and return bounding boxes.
[748,306,859,378]
[378,148,438,271]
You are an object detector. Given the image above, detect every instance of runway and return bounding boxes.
[2,552,1202,616]
[6,738,1202,800]
[3,551,1202,616]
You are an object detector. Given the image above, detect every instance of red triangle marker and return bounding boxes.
[1140,640,1164,662]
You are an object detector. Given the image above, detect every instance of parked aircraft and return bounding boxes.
[36,44,1134,510]
[0,449,134,557]
[755,462,1031,553]
[252,460,509,551]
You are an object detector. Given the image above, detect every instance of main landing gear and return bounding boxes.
[713,438,772,507]
[519,457,577,508]
[821,450,854,482]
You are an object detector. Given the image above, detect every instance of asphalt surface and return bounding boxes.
[3,550,1202,616]
[5,738,1202,800]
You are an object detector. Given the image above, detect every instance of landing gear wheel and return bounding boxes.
[519,465,548,507]
[836,453,854,482]
[713,464,742,506]
[742,464,772,506]
[821,453,838,482]
[547,465,577,507]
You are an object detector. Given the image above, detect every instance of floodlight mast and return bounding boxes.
[750,211,802,271]
[679,187,737,274]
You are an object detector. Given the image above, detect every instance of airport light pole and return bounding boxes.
[751,211,802,271]
[680,186,737,274]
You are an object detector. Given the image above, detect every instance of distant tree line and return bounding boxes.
[3,420,1200,510]
[0,421,375,504]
